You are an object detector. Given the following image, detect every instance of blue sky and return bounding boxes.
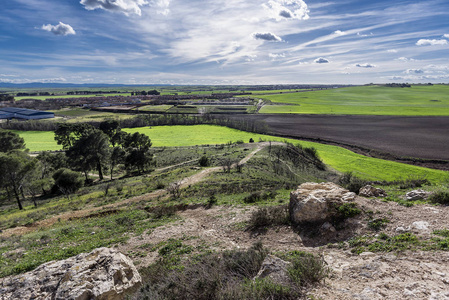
[1,0,449,85]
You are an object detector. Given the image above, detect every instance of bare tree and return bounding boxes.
[167,181,182,199]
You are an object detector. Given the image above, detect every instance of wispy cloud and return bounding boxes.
[80,0,151,16]
[41,22,76,36]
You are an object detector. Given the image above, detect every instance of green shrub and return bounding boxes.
[284,251,330,285]
[247,206,289,230]
[249,138,254,143]
[336,203,361,219]
[338,172,368,194]
[199,155,210,167]
[429,191,449,205]
[368,218,389,231]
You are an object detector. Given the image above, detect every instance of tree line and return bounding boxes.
[0,120,154,210]
[0,114,269,134]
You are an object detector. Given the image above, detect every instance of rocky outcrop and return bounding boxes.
[406,189,432,201]
[359,185,387,197]
[289,182,356,225]
[254,255,292,285]
[0,247,141,300]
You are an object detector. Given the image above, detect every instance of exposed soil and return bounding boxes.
[230,114,449,170]
[116,195,449,300]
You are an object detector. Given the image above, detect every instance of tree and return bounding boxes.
[54,123,95,150]
[0,151,38,210]
[53,168,84,199]
[122,132,153,174]
[110,147,125,180]
[66,130,110,180]
[99,120,121,142]
[0,130,25,152]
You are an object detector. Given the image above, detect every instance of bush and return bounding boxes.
[249,138,254,143]
[338,172,368,194]
[336,203,361,219]
[247,206,289,230]
[368,218,389,231]
[429,191,449,205]
[285,251,330,285]
[199,155,210,167]
[52,168,84,198]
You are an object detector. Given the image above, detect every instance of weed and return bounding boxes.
[338,172,368,194]
[336,203,361,219]
[368,218,389,231]
[433,229,449,237]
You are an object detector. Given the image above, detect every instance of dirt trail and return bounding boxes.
[0,142,280,238]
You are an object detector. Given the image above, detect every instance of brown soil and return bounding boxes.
[230,114,449,170]
[115,195,449,299]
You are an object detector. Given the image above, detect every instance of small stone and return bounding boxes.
[359,185,387,197]
[412,221,430,231]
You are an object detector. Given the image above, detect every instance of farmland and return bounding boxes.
[13,125,448,182]
[257,85,449,116]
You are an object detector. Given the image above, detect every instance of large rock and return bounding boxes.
[359,185,387,197]
[289,182,356,224]
[254,255,292,285]
[406,189,432,201]
[0,247,141,300]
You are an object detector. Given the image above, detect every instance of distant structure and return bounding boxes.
[0,107,54,120]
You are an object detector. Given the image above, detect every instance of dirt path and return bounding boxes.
[0,142,281,238]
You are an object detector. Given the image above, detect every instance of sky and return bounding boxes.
[1,0,449,85]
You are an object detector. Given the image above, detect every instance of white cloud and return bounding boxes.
[269,53,285,58]
[357,32,372,37]
[443,34,449,39]
[405,69,424,74]
[387,49,398,53]
[80,0,150,16]
[41,22,76,36]
[314,57,329,64]
[356,63,376,68]
[397,57,416,62]
[334,30,346,36]
[252,32,282,42]
[263,0,309,21]
[416,39,448,46]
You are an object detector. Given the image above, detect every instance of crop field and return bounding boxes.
[14,125,448,182]
[239,114,449,161]
[258,85,449,116]
[52,108,135,122]
[137,105,173,112]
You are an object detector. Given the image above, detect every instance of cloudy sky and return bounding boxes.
[1,0,449,85]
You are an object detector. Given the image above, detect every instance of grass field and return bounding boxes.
[258,85,449,116]
[14,125,448,182]
[52,108,135,122]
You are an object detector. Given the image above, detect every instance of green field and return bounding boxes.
[258,85,449,116]
[137,105,173,112]
[14,125,448,182]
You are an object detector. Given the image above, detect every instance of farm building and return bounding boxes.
[0,107,54,120]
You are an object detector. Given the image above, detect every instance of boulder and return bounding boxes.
[254,254,292,285]
[289,182,356,224]
[406,189,432,201]
[0,247,141,300]
[359,185,387,197]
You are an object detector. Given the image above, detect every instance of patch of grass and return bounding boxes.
[282,251,330,285]
[367,218,390,231]
[336,203,361,219]
[0,208,176,278]
[258,85,449,116]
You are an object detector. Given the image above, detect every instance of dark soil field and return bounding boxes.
[234,114,449,167]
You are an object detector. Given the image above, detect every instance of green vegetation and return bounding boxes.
[13,125,449,182]
[258,85,449,116]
